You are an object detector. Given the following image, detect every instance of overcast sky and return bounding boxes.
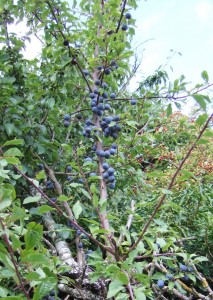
[134,0,213,85]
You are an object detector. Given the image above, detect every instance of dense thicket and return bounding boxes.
[0,1,212,299]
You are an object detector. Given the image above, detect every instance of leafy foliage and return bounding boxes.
[0,0,212,299]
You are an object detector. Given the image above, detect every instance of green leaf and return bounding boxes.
[0,286,11,298]
[25,222,43,249]
[201,70,209,82]
[194,256,208,263]
[23,195,41,204]
[116,271,129,285]
[36,170,46,180]
[57,194,69,201]
[92,193,99,208]
[133,287,146,300]
[21,253,49,265]
[0,169,10,179]
[125,120,138,128]
[73,201,82,219]
[4,148,23,157]
[4,157,20,164]
[192,95,206,110]
[33,280,56,300]
[80,189,91,200]
[178,170,194,181]
[3,139,23,147]
[161,189,173,195]
[3,123,16,136]
[29,205,55,215]
[196,113,208,127]
[196,138,210,145]
[11,235,23,250]
[70,182,82,188]
[107,279,124,298]
[0,200,12,212]
[166,103,172,117]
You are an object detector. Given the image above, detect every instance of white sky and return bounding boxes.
[134,0,213,85]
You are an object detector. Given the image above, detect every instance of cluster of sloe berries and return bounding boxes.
[66,165,73,182]
[94,143,117,160]
[82,118,97,138]
[121,12,132,31]
[157,264,194,289]
[64,113,71,127]
[81,65,122,188]
[41,290,56,300]
[102,163,116,189]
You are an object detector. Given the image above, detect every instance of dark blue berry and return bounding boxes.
[95,79,101,86]
[108,175,115,182]
[85,157,92,162]
[103,172,109,180]
[102,82,108,89]
[109,182,115,189]
[78,242,83,248]
[180,264,188,272]
[64,121,70,127]
[104,151,110,159]
[105,104,111,110]
[104,68,111,75]
[83,69,89,76]
[125,12,131,19]
[166,274,173,280]
[110,93,116,99]
[90,93,96,99]
[157,279,164,289]
[67,176,72,181]
[111,143,117,149]
[108,167,115,175]
[64,114,71,121]
[102,163,109,170]
[113,115,120,121]
[130,99,137,105]
[110,148,116,155]
[89,172,97,177]
[102,92,108,99]
[67,165,72,172]
[121,24,128,31]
